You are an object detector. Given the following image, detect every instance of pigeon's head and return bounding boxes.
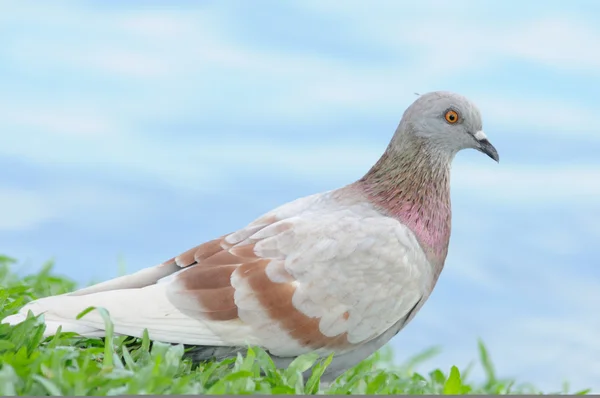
[399,91,499,162]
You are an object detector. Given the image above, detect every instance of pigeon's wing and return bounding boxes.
[4,193,432,357]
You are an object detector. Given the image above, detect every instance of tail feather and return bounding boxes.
[67,262,180,297]
[1,262,183,339]
[1,282,256,347]
[2,300,108,337]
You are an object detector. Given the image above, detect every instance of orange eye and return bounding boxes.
[444,110,459,124]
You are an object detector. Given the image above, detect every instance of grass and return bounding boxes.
[0,255,590,395]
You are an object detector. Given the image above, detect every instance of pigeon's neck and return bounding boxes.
[356,137,452,272]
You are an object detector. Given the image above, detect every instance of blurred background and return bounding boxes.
[1,0,599,392]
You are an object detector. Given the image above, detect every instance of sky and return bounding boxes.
[1,0,599,392]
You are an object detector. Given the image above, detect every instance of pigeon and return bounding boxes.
[3,91,498,382]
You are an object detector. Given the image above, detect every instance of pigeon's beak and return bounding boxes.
[472,130,499,162]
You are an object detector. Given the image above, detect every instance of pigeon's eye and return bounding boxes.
[444,110,459,124]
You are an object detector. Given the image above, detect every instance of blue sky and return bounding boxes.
[1,0,600,392]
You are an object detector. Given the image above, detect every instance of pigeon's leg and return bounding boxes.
[183,344,337,387]
[184,344,248,363]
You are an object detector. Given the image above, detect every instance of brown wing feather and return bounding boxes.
[163,220,353,351]
[236,258,350,349]
[162,236,228,268]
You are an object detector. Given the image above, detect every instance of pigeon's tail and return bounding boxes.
[1,280,256,347]
[2,296,110,338]
[1,262,185,339]
[0,263,177,339]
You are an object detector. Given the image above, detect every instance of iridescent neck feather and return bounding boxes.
[356,136,453,274]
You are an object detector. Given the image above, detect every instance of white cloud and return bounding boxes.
[476,96,599,138]
[0,184,149,232]
[297,1,600,73]
[0,189,55,230]
[2,2,599,137]
[520,225,585,257]
[451,161,600,205]
[443,249,504,291]
[0,103,125,138]
[500,17,600,72]
[481,307,600,392]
